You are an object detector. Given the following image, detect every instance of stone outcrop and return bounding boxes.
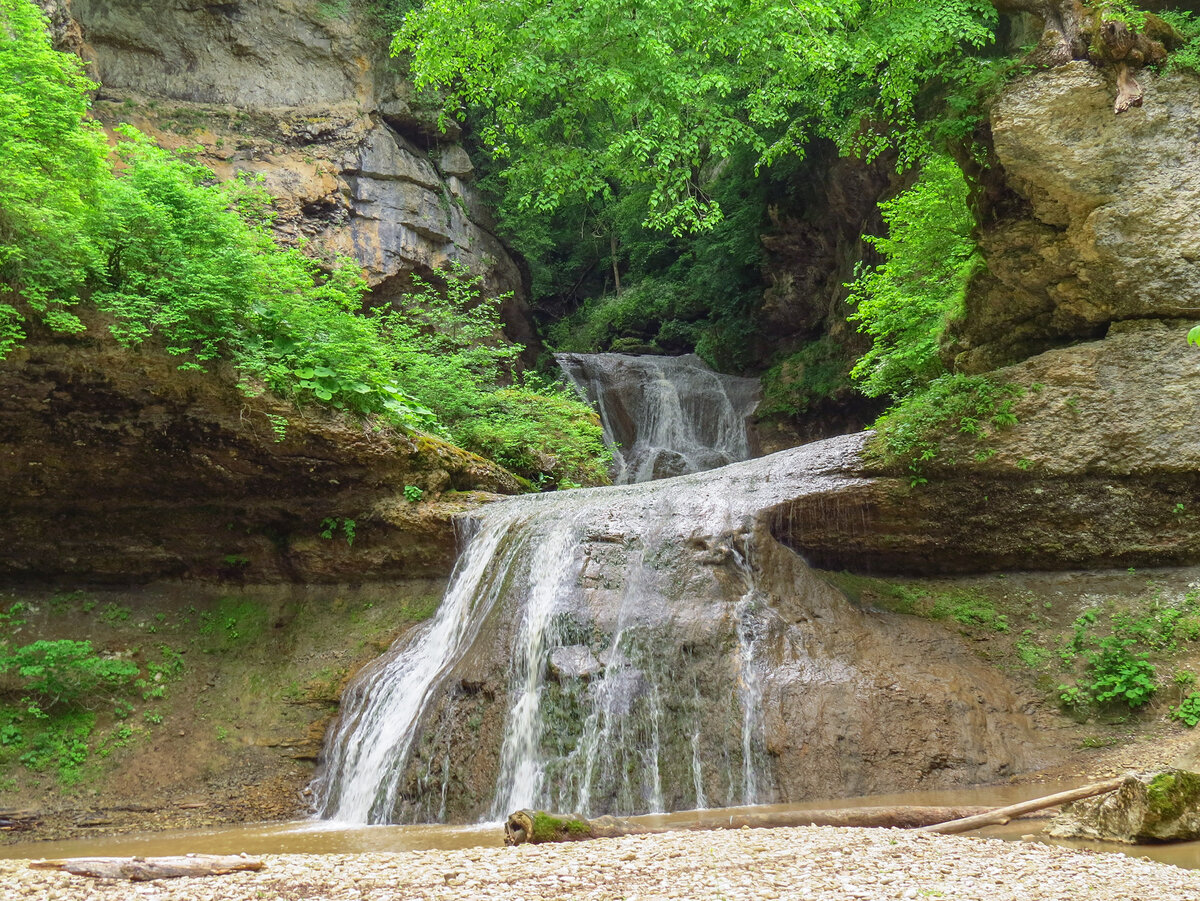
[39,0,535,347]
[1048,770,1200,843]
[946,62,1200,373]
[0,319,519,585]
[774,319,1200,574]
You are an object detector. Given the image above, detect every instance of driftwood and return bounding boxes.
[29,854,264,881]
[917,776,1129,835]
[504,805,1047,845]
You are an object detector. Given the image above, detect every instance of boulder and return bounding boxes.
[1048,770,1200,843]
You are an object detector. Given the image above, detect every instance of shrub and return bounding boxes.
[0,640,138,710]
[0,0,109,349]
[846,154,979,400]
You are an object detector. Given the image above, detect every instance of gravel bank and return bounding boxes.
[4,826,1200,901]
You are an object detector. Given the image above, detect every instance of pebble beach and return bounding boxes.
[5,825,1200,901]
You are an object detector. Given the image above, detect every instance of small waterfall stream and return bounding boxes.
[557,353,761,483]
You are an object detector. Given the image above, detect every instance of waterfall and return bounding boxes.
[311,426,1040,824]
[556,353,760,484]
[311,433,877,824]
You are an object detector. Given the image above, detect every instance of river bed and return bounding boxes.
[5,783,1200,871]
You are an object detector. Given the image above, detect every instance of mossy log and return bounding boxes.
[29,855,264,881]
[504,805,1042,845]
[505,810,650,845]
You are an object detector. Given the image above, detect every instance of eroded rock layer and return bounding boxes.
[0,322,518,585]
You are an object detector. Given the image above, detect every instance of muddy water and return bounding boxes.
[5,784,1200,869]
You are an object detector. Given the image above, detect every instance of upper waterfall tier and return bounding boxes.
[556,353,761,484]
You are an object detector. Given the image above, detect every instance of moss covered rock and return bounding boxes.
[1049,770,1200,843]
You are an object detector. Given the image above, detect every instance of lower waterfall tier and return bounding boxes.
[312,435,1052,824]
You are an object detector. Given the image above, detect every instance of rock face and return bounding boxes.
[0,321,519,585]
[946,62,1200,373]
[775,319,1200,574]
[42,0,533,344]
[1049,770,1200,843]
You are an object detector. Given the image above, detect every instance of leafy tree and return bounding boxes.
[396,0,998,234]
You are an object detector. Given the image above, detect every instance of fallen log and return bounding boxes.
[504,805,1047,845]
[29,854,264,881]
[917,775,1130,835]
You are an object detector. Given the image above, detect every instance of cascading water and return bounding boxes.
[556,353,760,484]
[311,432,871,823]
[312,381,1043,823]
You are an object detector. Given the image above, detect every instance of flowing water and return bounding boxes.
[312,432,877,824]
[557,353,760,483]
[313,352,1045,825]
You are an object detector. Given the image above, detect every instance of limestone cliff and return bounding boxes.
[38,0,535,347]
[947,61,1200,373]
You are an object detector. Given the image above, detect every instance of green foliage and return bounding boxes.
[0,0,108,342]
[758,338,853,418]
[451,380,611,487]
[847,155,978,399]
[403,485,423,503]
[1163,10,1200,75]
[320,517,357,545]
[928,589,1009,633]
[0,640,138,710]
[1171,692,1200,728]
[868,373,1021,483]
[1084,636,1157,709]
[396,0,997,234]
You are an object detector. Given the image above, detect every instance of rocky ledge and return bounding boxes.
[775,319,1200,574]
[0,322,519,585]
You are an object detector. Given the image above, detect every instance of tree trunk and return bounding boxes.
[504,805,1048,845]
[29,855,265,881]
[917,776,1129,835]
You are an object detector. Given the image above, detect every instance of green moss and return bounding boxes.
[530,811,591,841]
[1144,770,1200,824]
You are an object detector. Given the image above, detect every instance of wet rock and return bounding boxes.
[1048,770,1200,843]
[549,647,603,681]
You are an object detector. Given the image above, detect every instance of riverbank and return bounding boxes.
[5,825,1200,901]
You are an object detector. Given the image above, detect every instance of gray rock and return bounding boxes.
[548,646,602,681]
[1048,770,1200,843]
[947,62,1200,372]
[439,145,475,179]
